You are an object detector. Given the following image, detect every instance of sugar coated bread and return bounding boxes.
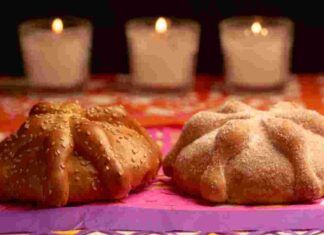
[164,100,324,204]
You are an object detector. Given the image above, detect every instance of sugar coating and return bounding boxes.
[163,100,324,204]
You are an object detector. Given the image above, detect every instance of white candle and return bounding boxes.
[220,17,293,90]
[126,17,200,91]
[19,17,92,90]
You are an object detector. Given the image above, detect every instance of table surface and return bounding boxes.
[0,74,324,235]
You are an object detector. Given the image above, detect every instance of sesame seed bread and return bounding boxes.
[163,100,324,204]
[0,101,161,207]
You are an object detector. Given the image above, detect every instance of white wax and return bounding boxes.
[127,24,199,89]
[21,28,91,88]
[221,27,291,88]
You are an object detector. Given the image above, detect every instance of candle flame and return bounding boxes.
[52,18,63,34]
[251,22,262,34]
[155,17,167,34]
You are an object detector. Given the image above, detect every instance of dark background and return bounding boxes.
[1,0,324,76]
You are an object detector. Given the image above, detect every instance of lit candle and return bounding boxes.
[220,17,293,91]
[126,17,200,92]
[19,17,92,91]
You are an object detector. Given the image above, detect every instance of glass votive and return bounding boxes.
[19,17,92,92]
[219,16,294,91]
[126,17,200,92]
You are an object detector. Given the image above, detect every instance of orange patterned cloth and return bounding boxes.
[0,74,320,134]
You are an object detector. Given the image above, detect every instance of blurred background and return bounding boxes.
[0,0,323,77]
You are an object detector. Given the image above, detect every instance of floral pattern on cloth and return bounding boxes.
[0,74,308,132]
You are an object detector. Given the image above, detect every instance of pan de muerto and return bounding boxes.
[163,100,324,204]
[0,101,161,207]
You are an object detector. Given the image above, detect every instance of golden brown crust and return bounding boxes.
[163,100,324,204]
[0,101,161,207]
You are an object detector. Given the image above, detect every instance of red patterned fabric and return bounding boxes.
[0,74,318,133]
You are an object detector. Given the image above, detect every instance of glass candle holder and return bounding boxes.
[19,17,92,92]
[126,17,200,92]
[220,16,294,91]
